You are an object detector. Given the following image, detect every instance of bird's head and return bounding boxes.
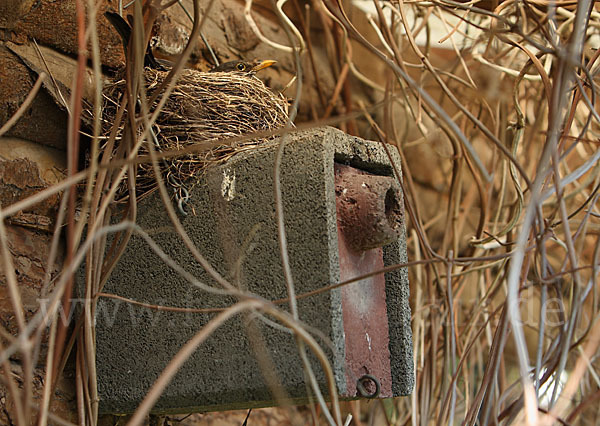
[210,59,276,74]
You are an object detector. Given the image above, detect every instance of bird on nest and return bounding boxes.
[105,11,277,75]
[210,59,277,74]
[102,12,290,202]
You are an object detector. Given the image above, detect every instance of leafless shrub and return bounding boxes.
[1,0,599,425]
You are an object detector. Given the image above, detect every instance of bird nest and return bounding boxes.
[100,67,290,201]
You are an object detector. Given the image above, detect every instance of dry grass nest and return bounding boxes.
[100,67,290,201]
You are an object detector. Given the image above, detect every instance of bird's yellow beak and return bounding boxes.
[252,59,277,72]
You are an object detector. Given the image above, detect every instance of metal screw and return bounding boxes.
[356,374,381,398]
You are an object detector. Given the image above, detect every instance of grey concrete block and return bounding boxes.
[95,126,413,414]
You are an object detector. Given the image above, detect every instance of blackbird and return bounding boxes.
[102,11,287,205]
[105,11,276,74]
[209,59,276,74]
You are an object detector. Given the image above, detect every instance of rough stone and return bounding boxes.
[95,127,413,413]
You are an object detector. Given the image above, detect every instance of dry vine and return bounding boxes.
[1,0,599,425]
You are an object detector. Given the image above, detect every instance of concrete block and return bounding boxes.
[95,126,413,413]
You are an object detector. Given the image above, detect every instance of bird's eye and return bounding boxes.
[236,63,246,71]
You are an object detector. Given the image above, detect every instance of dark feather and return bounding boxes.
[104,11,166,70]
